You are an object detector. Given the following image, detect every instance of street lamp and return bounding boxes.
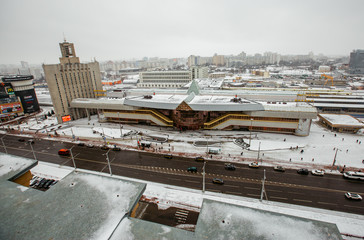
[202,160,206,193]
[29,140,37,160]
[249,118,253,146]
[105,149,112,176]
[69,145,77,169]
[1,134,8,154]
[118,112,123,137]
[332,148,341,168]
[260,169,268,201]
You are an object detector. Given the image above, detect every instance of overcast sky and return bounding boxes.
[1,0,363,65]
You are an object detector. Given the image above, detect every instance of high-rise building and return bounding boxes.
[212,54,225,66]
[43,40,102,123]
[349,49,364,74]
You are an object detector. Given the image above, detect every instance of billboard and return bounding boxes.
[62,115,71,122]
[0,102,23,114]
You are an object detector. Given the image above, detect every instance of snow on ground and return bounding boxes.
[8,105,364,171]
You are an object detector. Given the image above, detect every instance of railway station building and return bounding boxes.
[71,81,317,136]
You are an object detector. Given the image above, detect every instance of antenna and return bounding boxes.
[63,32,67,42]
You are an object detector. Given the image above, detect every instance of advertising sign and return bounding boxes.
[0,102,23,114]
[62,115,71,122]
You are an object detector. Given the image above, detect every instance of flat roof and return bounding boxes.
[312,103,364,109]
[319,114,364,127]
[0,153,146,240]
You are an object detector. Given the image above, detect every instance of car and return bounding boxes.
[112,147,121,151]
[77,142,85,146]
[311,169,325,176]
[101,145,109,150]
[297,168,309,175]
[86,144,94,148]
[212,178,224,184]
[249,162,259,168]
[58,149,70,156]
[224,163,236,170]
[345,192,362,200]
[18,138,25,142]
[44,179,55,189]
[195,157,204,162]
[274,166,285,172]
[187,167,197,173]
[164,154,173,159]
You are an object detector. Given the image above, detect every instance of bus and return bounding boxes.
[343,171,364,180]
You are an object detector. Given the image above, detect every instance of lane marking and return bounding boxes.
[225,184,239,188]
[293,199,312,203]
[226,191,242,195]
[247,194,260,197]
[185,180,199,184]
[244,187,260,190]
[318,202,337,206]
[267,189,283,193]
[343,205,364,210]
[270,196,288,200]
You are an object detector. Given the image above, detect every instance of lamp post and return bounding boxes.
[202,161,206,193]
[69,145,77,169]
[260,169,268,201]
[118,112,122,137]
[105,149,112,176]
[332,148,341,167]
[29,141,36,160]
[1,135,8,154]
[249,118,253,146]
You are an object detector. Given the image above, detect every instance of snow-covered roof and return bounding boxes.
[124,94,187,110]
[187,95,264,111]
[319,114,364,127]
[312,102,364,109]
[194,199,341,240]
[0,154,146,240]
[260,102,317,113]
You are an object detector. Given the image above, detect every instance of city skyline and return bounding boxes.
[1,0,364,64]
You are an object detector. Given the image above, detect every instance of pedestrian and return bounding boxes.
[301,157,303,161]
[283,138,286,142]
[334,134,337,137]
[333,147,335,150]
[342,138,344,141]
[322,134,325,137]
[262,153,264,156]
[300,149,304,153]
[356,139,359,143]
[241,152,243,155]
[312,158,314,162]
[346,149,348,153]
[359,141,361,144]
[289,158,291,162]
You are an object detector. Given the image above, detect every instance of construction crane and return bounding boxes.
[321,74,334,87]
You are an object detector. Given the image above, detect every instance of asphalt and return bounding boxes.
[1,133,364,215]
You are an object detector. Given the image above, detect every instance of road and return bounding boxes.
[1,134,363,215]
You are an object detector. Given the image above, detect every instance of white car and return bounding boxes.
[345,192,362,200]
[249,162,259,168]
[311,169,325,176]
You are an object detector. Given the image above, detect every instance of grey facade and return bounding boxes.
[349,49,364,74]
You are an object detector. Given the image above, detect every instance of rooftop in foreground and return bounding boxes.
[0,154,349,239]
